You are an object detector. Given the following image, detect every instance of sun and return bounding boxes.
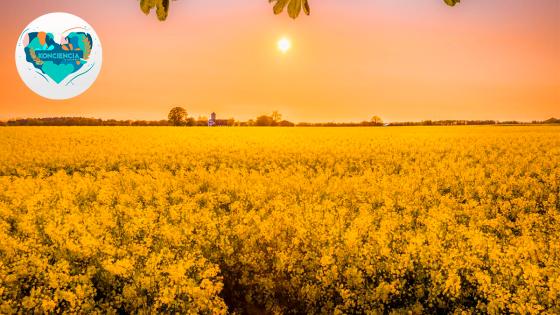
[277,37,292,54]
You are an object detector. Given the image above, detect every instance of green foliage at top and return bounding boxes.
[140,0,461,21]
[444,0,461,6]
[140,0,171,21]
[269,0,311,19]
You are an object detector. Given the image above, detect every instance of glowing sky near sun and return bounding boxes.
[0,0,558,122]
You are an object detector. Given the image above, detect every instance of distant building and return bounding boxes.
[208,112,230,127]
[208,112,216,126]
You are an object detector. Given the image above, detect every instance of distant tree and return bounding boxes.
[272,111,283,123]
[185,117,196,126]
[278,120,295,127]
[371,116,383,126]
[256,115,275,126]
[168,107,187,126]
[197,116,209,126]
[544,117,560,124]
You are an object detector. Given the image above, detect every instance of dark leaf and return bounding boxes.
[288,0,302,19]
[444,0,461,7]
[139,0,171,21]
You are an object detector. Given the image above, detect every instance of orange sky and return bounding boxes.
[0,0,558,122]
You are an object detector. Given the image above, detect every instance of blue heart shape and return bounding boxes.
[41,62,77,84]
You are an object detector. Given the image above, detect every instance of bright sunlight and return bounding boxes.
[277,37,292,54]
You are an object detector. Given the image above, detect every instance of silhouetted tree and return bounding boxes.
[272,111,283,123]
[185,117,197,126]
[256,115,275,126]
[278,120,295,127]
[371,116,383,126]
[168,107,187,126]
[196,116,209,126]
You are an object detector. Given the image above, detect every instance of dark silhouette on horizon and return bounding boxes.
[1,114,558,127]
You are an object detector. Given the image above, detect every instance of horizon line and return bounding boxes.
[1,115,559,125]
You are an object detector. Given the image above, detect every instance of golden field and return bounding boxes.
[0,126,559,314]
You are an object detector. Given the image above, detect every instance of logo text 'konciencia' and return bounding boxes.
[36,50,83,62]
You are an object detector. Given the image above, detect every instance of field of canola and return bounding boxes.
[0,126,559,314]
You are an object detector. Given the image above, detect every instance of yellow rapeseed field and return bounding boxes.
[0,126,559,314]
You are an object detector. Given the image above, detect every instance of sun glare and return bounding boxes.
[277,37,292,54]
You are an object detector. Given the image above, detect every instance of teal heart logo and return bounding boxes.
[24,31,93,84]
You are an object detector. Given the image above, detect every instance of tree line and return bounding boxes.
[1,111,558,127]
[0,117,171,127]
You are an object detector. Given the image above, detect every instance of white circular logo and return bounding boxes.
[15,12,102,100]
